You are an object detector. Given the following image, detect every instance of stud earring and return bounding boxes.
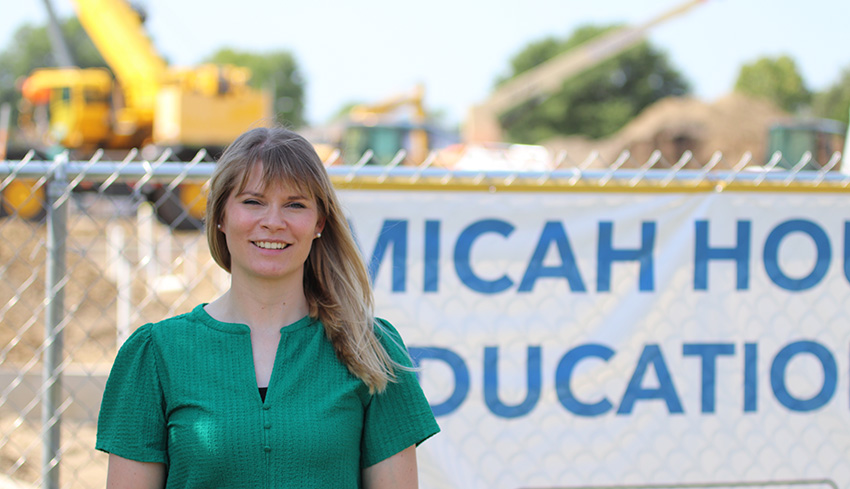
[217,223,222,229]
[315,232,322,238]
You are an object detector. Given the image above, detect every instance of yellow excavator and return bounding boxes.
[10,0,271,228]
[337,84,431,166]
[327,0,709,170]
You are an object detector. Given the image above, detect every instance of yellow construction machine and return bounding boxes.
[314,84,437,167]
[11,0,271,228]
[322,0,709,170]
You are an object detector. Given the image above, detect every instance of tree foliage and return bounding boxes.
[734,55,810,113]
[496,25,690,143]
[811,67,850,125]
[206,48,306,128]
[0,17,307,140]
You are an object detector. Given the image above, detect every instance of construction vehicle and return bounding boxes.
[313,84,460,167]
[342,84,430,166]
[462,0,709,145]
[10,0,271,228]
[320,0,709,170]
[765,118,846,170]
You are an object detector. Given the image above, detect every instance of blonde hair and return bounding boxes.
[206,127,396,392]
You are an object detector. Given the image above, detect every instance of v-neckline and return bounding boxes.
[192,305,319,404]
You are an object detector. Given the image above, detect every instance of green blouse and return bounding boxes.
[96,305,439,488]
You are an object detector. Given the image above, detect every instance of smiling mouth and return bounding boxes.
[253,241,290,250]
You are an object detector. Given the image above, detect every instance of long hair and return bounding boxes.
[206,126,396,392]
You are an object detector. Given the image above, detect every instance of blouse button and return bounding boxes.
[264,446,271,453]
[264,422,271,429]
[262,404,271,410]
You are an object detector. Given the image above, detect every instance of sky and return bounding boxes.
[2,0,849,127]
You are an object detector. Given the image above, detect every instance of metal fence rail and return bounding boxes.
[0,149,847,489]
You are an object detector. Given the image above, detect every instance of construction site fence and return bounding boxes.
[0,149,848,489]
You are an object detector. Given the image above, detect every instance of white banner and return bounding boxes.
[339,189,850,489]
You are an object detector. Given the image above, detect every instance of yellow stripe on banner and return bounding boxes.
[329,177,850,193]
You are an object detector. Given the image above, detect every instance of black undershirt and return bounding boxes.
[258,387,268,402]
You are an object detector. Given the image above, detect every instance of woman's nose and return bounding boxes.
[260,207,287,229]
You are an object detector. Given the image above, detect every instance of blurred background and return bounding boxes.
[2,2,850,489]
[1,0,849,168]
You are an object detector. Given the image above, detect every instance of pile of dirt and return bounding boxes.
[543,93,790,169]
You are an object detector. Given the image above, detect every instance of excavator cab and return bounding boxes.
[7,68,113,221]
[20,68,114,150]
[342,123,419,166]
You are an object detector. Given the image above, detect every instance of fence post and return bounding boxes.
[42,152,68,489]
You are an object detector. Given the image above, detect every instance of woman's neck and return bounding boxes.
[207,276,310,332]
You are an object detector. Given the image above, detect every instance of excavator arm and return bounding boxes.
[464,0,708,143]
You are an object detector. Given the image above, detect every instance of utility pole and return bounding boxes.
[40,0,75,67]
[0,103,10,161]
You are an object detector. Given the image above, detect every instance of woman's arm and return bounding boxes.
[106,454,166,489]
[362,445,419,489]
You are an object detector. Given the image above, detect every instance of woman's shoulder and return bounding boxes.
[123,305,214,349]
[148,306,203,329]
[373,317,403,343]
[372,317,415,364]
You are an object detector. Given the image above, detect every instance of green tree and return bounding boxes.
[0,18,105,118]
[206,48,306,128]
[734,55,810,113]
[811,67,850,125]
[496,25,690,142]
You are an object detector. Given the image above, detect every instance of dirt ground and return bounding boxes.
[0,201,225,488]
[0,204,223,366]
[543,93,791,168]
[1,414,106,489]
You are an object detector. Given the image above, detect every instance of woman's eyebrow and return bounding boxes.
[234,190,264,198]
[235,189,310,200]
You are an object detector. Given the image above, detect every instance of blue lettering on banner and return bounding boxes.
[845,222,850,283]
[682,343,736,413]
[410,341,844,418]
[617,344,683,414]
[351,218,849,294]
[555,344,615,416]
[365,220,407,292]
[408,347,470,416]
[744,343,758,412]
[518,222,586,292]
[454,219,515,294]
[483,346,542,418]
[763,220,831,291]
[770,340,837,411]
[424,220,440,292]
[597,221,656,292]
[694,220,751,290]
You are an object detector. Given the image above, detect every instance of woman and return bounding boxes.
[96,127,440,488]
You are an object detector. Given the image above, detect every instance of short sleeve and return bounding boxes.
[96,324,168,464]
[361,319,440,467]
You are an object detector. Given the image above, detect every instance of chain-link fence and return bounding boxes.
[1,148,848,489]
[1,150,227,489]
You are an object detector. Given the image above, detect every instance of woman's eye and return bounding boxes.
[243,199,261,205]
[288,202,306,209]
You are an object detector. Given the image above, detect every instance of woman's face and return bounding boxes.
[219,164,324,285]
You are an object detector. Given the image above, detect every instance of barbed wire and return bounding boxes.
[1,149,848,191]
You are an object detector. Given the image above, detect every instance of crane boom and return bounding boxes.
[15,0,272,228]
[465,0,708,143]
[70,0,167,123]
